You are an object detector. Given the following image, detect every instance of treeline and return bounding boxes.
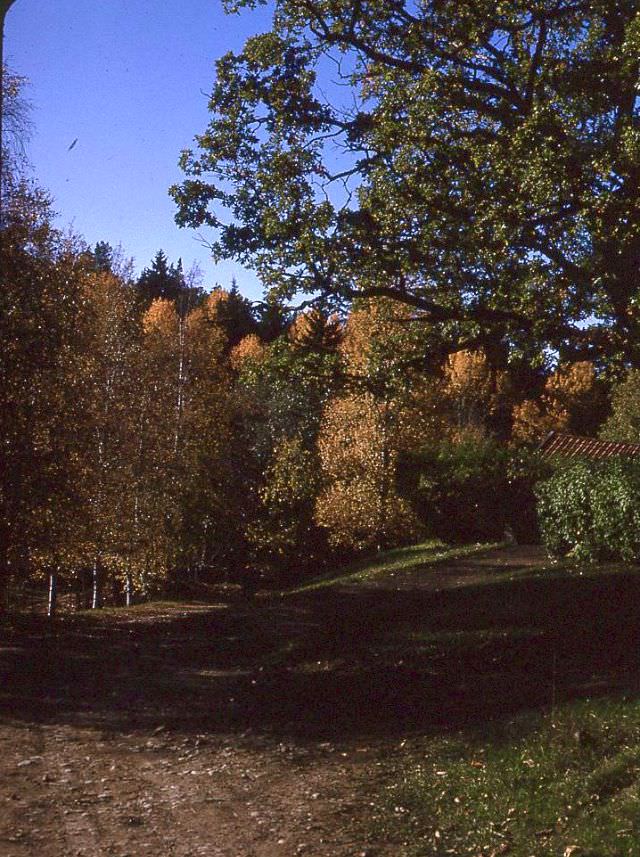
[5,181,640,612]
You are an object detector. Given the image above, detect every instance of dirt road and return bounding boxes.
[0,720,402,856]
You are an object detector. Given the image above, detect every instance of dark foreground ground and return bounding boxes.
[2,545,640,856]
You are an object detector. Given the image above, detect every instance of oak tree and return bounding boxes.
[173,1,640,365]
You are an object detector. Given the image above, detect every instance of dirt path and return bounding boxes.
[0,720,404,857]
[0,546,550,857]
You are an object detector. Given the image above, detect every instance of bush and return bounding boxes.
[399,440,546,543]
[536,459,640,562]
[535,460,600,561]
[600,368,640,443]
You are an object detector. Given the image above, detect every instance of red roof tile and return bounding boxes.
[539,431,640,460]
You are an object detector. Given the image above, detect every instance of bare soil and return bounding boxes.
[2,544,609,857]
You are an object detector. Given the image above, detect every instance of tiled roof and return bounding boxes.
[539,431,640,460]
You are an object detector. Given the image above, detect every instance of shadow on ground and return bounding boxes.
[2,547,640,739]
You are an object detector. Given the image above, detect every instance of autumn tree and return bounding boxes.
[0,185,90,611]
[1,63,32,193]
[75,270,143,607]
[231,310,342,580]
[512,361,602,443]
[246,435,325,582]
[230,333,266,370]
[316,393,420,552]
[443,349,510,441]
[137,295,233,589]
[176,299,233,582]
[315,300,431,551]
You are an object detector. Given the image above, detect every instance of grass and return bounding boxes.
[282,540,640,856]
[382,697,640,857]
[291,539,503,592]
[360,547,640,857]
[7,538,640,854]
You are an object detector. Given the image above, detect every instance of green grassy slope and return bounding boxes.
[291,539,503,592]
[352,548,640,857]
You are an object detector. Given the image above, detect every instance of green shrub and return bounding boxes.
[399,441,546,543]
[535,460,598,561]
[536,459,640,562]
[591,461,640,562]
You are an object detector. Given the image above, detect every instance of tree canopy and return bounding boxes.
[1,63,33,190]
[172,1,640,365]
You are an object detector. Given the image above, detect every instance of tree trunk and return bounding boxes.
[48,570,58,618]
[125,572,133,607]
[377,401,390,553]
[92,559,102,609]
[0,565,7,614]
[0,521,11,613]
[82,568,90,609]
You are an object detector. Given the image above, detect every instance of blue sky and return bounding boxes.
[5,0,275,299]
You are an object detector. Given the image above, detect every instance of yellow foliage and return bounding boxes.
[202,288,233,325]
[443,349,508,439]
[511,399,568,444]
[546,361,595,405]
[340,298,408,374]
[445,349,492,392]
[142,298,179,337]
[230,333,266,370]
[315,393,419,551]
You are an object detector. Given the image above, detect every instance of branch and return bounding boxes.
[524,16,548,108]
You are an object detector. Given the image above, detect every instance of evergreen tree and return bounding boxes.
[206,279,257,348]
[137,250,185,306]
[91,241,115,273]
[255,298,290,343]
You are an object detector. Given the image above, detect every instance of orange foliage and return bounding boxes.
[137,296,232,584]
[230,333,266,370]
[443,349,509,440]
[339,298,408,375]
[511,398,568,444]
[204,288,231,313]
[546,361,595,407]
[142,297,180,337]
[315,393,419,551]
[512,361,596,443]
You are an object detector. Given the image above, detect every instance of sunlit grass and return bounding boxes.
[382,697,640,856]
[73,600,218,620]
[291,540,503,593]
